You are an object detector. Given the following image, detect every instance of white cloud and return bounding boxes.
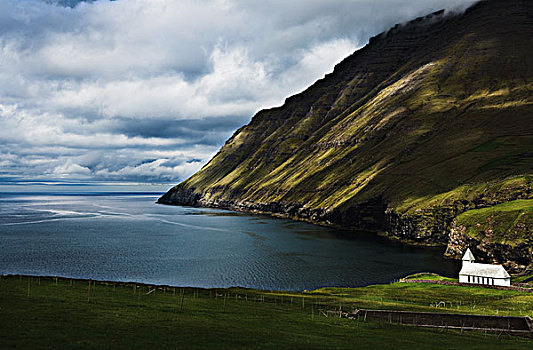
[0,0,479,186]
[94,158,203,182]
[53,159,91,177]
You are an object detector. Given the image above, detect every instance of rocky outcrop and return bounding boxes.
[445,221,533,274]
[160,188,386,231]
[384,208,456,245]
[159,187,202,206]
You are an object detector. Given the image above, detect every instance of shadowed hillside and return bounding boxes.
[160,0,533,272]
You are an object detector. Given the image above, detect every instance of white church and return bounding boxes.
[458,248,511,287]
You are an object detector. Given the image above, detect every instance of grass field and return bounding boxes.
[1,275,532,349]
[456,199,533,244]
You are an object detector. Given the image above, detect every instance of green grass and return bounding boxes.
[456,199,533,244]
[513,273,533,284]
[313,283,533,317]
[402,272,457,282]
[398,175,533,214]
[1,275,532,349]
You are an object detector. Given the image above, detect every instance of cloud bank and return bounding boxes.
[0,0,479,188]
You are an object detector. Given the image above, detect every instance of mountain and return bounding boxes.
[160,0,533,272]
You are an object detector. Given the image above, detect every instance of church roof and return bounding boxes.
[462,248,475,261]
[459,262,511,279]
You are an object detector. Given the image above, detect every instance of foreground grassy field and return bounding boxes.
[0,275,532,349]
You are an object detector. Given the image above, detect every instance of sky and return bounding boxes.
[0,0,479,192]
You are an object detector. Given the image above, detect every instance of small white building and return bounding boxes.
[458,248,511,287]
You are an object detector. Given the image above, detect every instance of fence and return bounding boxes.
[347,309,533,336]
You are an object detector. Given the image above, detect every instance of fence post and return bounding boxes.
[223,293,227,313]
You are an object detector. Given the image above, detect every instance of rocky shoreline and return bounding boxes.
[158,187,532,275]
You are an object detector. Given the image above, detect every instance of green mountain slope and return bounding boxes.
[160,0,533,271]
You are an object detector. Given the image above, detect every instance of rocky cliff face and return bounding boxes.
[160,0,533,271]
[446,222,533,274]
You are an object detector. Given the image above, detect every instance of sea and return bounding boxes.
[0,192,460,291]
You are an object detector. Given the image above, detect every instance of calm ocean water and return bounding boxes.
[0,193,459,291]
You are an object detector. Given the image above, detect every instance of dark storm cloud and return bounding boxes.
[111,116,248,142]
[0,0,479,186]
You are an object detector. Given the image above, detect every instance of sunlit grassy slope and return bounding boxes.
[455,200,533,245]
[160,0,533,261]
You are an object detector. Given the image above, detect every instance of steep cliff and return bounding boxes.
[160,0,533,271]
